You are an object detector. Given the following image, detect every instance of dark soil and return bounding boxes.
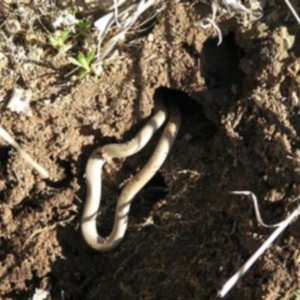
[1,0,300,299]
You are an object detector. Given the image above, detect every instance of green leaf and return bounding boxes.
[77,20,92,35]
[49,37,59,48]
[68,49,96,79]
[77,53,89,70]
[79,69,89,79]
[86,49,96,64]
[49,30,70,49]
[70,7,78,15]
[68,57,83,68]
[60,30,70,41]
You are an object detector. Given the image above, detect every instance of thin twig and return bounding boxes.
[200,0,223,45]
[94,0,159,66]
[231,191,283,228]
[23,215,76,247]
[0,126,49,178]
[219,194,300,297]
[283,0,300,25]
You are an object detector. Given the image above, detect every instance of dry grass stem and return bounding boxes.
[24,215,76,247]
[0,126,49,179]
[94,0,159,66]
[219,192,300,297]
[283,0,300,25]
[231,191,284,228]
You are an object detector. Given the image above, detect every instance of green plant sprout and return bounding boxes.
[77,20,92,35]
[68,49,96,79]
[49,30,70,49]
[69,7,78,15]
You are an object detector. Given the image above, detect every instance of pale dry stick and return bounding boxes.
[219,194,300,298]
[0,126,49,179]
[94,0,158,64]
[200,0,223,45]
[221,0,262,16]
[201,0,263,45]
[123,1,157,32]
[113,0,122,27]
[231,191,284,228]
[23,215,76,248]
[283,0,300,25]
[81,100,181,251]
